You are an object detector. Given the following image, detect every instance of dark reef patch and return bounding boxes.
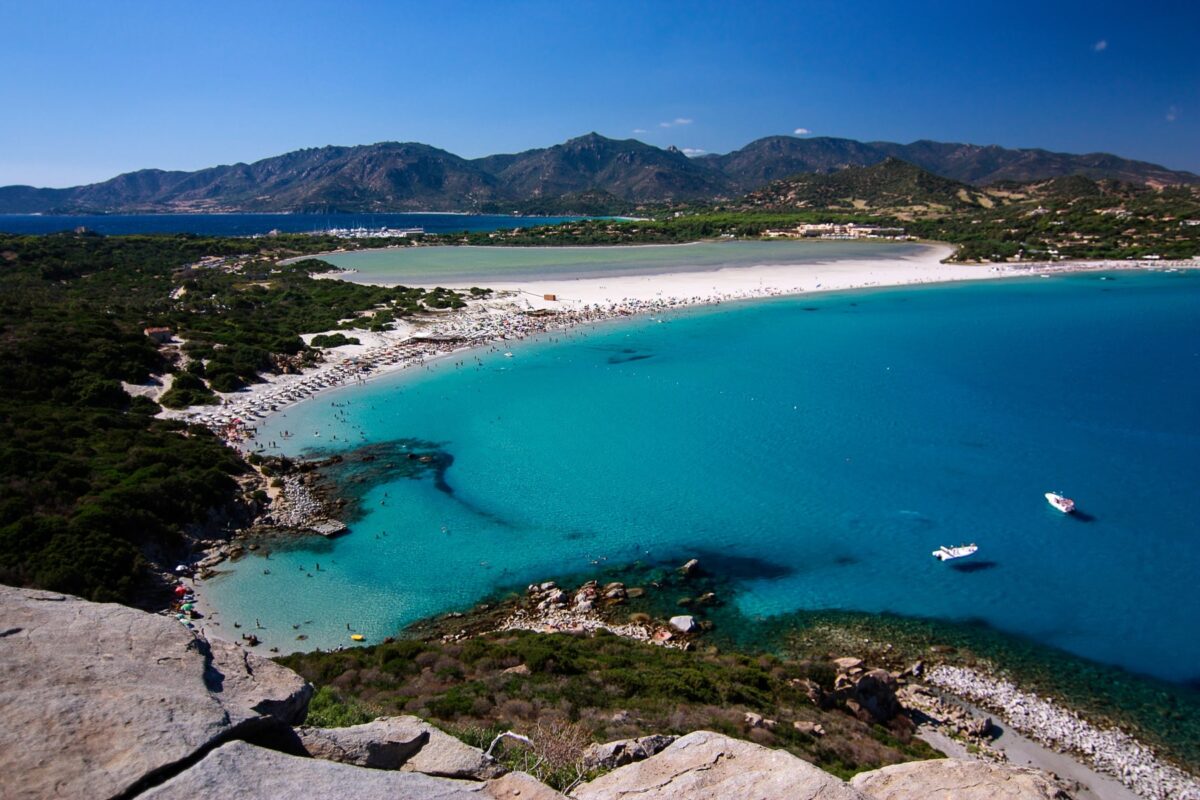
[303,438,514,527]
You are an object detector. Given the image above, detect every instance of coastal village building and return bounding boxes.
[143,326,173,344]
[764,223,908,240]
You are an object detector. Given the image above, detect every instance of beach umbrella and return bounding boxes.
[181,603,194,611]
[174,585,187,596]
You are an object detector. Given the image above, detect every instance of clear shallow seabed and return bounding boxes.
[207,269,1200,686]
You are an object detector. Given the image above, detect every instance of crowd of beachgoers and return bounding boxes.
[169,254,1200,449]
[170,284,808,446]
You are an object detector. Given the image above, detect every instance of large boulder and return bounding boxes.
[573,730,870,800]
[850,758,1071,800]
[582,734,677,769]
[298,715,505,779]
[0,585,311,800]
[836,667,901,723]
[140,740,557,799]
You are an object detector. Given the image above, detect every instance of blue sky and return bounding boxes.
[3,0,1197,186]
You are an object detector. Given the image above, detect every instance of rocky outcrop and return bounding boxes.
[838,668,901,723]
[297,715,503,778]
[850,758,1070,799]
[296,716,429,770]
[582,735,677,770]
[0,585,311,800]
[572,731,871,800]
[139,740,553,800]
[396,719,507,780]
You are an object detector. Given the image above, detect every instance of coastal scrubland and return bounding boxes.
[0,232,466,602]
[280,629,940,782]
[437,163,1200,262]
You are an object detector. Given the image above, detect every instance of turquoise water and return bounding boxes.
[205,270,1200,684]
[320,240,928,284]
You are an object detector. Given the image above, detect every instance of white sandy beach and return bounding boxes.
[162,245,1198,442]
[483,243,1001,308]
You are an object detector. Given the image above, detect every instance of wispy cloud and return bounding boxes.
[632,128,648,134]
[1166,105,1180,122]
[793,127,811,135]
[681,148,707,157]
[1093,39,1108,52]
[659,118,693,128]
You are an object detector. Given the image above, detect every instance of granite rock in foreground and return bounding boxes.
[0,585,311,800]
[572,730,872,800]
[298,715,506,778]
[139,740,558,800]
[850,758,1070,799]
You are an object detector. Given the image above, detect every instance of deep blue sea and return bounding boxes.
[204,270,1200,684]
[0,212,583,236]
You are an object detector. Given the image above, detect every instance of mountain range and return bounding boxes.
[2,133,1196,215]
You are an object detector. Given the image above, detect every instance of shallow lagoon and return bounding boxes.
[206,269,1200,686]
[319,239,928,284]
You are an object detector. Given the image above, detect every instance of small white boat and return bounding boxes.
[1045,492,1076,513]
[932,544,978,561]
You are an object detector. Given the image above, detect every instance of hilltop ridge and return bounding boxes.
[1,133,1195,215]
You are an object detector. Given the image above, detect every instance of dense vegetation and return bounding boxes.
[446,165,1200,262]
[279,630,938,783]
[0,232,468,601]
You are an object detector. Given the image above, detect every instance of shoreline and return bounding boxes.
[165,246,1197,443]
[403,570,1198,800]
[162,250,1200,799]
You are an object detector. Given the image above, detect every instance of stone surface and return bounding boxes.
[0,585,311,800]
[486,771,568,799]
[140,740,516,800]
[297,716,428,769]
[573,731,870,800]
[668,614,697,633]
[299,715,504,779]
[850,758,1070,799]
[583,735,677,769]
[794,720,826,737]
[400,717,508,779]
[846,668,901,723]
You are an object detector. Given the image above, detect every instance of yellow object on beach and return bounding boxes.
[350,634,365,641]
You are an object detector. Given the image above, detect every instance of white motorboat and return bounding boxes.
[1045,492,1076,513]
[932,544,978,561]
